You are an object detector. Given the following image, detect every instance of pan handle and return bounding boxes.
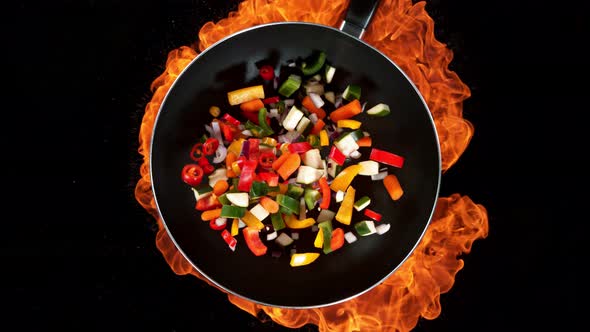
[339,0,381,39]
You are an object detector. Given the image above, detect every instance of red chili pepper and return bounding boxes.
[237,160,258,192]
[262,96,280,104]
[189,142,203,161]
[369,148,405,168]
[248,138,260,161]
[221,229,237,251]
[181,164,204,186]
[209,217,227,231]
[197,157,215,175]
[288,142,313,154]
[202,138,219,156]
[328,146,346,166]
[258,152,276,169]
[363,208,382,222]
[221,113,241,127]
[259,65,275,81]
[258,172,279,187]
[318,177,331,209]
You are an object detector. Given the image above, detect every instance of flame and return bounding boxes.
[134,0,489,331]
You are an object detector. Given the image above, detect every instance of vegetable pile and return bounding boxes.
[180,51,405,267]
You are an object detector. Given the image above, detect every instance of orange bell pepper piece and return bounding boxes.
[302,95,326,119]
[240,98,265,112]
[277,153,301,181]
[383,174,404,201]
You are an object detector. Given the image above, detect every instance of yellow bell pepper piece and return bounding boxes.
[284,214,316,229]
[330,164,362,192]
[337,119,362,130]
[227,138,244,156]
[335,186,356,225]
[290,252,320,267]
[241,210,264,230]
[261,137,277,147]
[319,130,329,146]
[231,218,239,236]
[314,228,324,248]
[227,85,265,106]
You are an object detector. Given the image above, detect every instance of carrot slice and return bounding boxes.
[277,153,301,181]
[272,151,292,171]
[309,119,325,135]
[225,152,238,178]
[383,174,404,201]
[201,208,222,221]
[329,99,362,122]
[260,196,279,213]
[302,95,326,119]
[213,180,229,196]
[240,98,265,112]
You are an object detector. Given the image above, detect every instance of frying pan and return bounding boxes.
[150,0,441,308]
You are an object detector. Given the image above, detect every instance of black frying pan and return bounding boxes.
[150,0,441,308]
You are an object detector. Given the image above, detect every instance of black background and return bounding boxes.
[5,0,584,331]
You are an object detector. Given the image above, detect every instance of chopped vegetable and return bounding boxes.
[225,192,249,207]
[277,153,301,181]
[366,103,391,117]
[260,196,279,214]
[243,227,267,256]
[220,205,246,219]
[259,65,275,81]
[209,217,228,231]
[240,98,264,112]
[329,99,362,122]
[335,186,355,225]
[201,208,222,221]
[181,164,204,186]
[284,214,316,229]
[354,220,377,236]
[376,223,391,235]
[227,85,265,106]
[342,84,361,101]
[209,105,221,117]
[302,95,326,119]
[221,229,237,251]
[301,51,326,76]
[324,64,336,84]
[383,174,404,201]
[358,160,379,176]
[353,196,371,211]
[276,194,300,215]
[271,212,287,231]
[278,74,302,97]
[290,252,320,267]
[318,177,331,209]
[370,148,405,168]
[191,184,212,200]
[363,208,382,222]
[330,165,362,192]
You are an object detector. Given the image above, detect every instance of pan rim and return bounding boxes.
[148,21,442,309]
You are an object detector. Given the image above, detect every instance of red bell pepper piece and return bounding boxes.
[318,177,331,209]
[328,146,346,166]
[195,193,222,211]
[262,96,280,104]
[221,229,237,251]
[369,148,405,168]
[242,110,271,126]
[242,226,267,256]
[221,113,241,127]
[248,138,260,162]
[258,172,279,187]
[363,208,382,222]
[237,160,258,192]
[288,142,313,154]
[330,228,345,252]
[219,122,235,142]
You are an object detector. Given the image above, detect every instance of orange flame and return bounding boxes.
[134,0,489,331]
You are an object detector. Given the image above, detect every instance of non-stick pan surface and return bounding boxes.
[150,22,441,308]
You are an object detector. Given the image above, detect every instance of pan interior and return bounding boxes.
[151,23,440,308]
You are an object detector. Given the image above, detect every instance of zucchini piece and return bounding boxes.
[278,74,302,97]
[354,220,377,236]
[342,84,361,101]
[366,103,391,117]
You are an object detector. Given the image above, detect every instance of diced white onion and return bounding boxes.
[241,130,253,137]
[309,92,325,108]
[308,112,318,124]
[371,170,388,181]
[212,144,227,164]
[266,231,278,241]
[350,150,362,159]
[335,190,345,203]
[275,232,294,247]
[214,217,227,227]
[238,219,246,228]
[361,101,368,112]
[291,232,299,240]
[376,223,391,235]
[284,99,295,107]
[210,121,223,142]
[344,231,357,244]
[299,197,306,219]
